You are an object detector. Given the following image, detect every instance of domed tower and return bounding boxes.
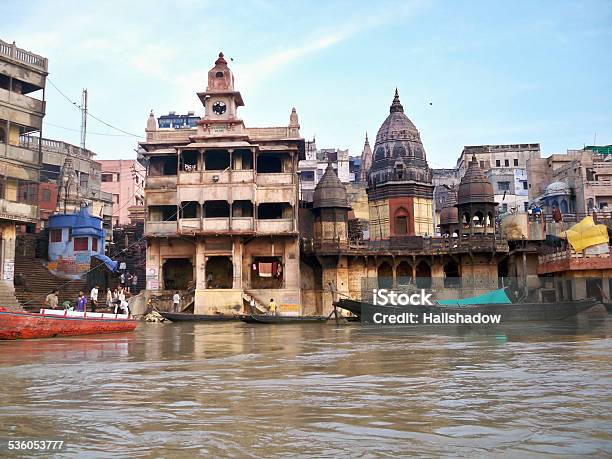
[197,52,244,120]
[312,162,351,245]
[456,155,497,235]
[439,192,460,236]
[367,89,434,239]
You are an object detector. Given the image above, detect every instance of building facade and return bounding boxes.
[299,139,351,203]
[99,159,145,227]
[140,53,305,315]
[0,39,47,292]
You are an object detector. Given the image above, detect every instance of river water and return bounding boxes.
[0,316,611,457]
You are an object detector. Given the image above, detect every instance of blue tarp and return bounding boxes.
[438,288,512,306]
[93,254,118,273]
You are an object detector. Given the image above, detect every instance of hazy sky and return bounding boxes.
[2,0,611,167]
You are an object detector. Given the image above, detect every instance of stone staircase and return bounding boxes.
[242,290,269,314]
[0,281,21,311]
[14,257,86,311]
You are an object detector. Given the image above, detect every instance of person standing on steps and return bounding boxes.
[45,289,59,309]
[76,291,87,312]
[172,291,181,312]
[90,285,99,312]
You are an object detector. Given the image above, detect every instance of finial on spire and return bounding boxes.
[215,52,227,65]
[365,131,369,145]
[390,88,404,113]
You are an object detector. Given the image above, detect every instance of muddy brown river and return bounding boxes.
[0,317,611,457]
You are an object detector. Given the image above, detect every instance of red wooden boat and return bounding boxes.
[0,308,138,340]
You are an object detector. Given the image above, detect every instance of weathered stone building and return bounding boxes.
[140,53,304,314]
[0,39,46,301]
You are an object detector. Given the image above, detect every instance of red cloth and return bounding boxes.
[258,262,273,278]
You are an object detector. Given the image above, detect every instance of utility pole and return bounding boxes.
[80,88,88,149]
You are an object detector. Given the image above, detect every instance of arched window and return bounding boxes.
[0,126,5,143]
[215,71,224,78]
[415,261,432,289]
[473,211,484,227]
[396,261,412,286]
[560,199,568,214]
[377,262,393,289]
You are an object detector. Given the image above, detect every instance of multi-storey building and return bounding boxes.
[99,159,145,226]
[140,53,304,314]
[0,39,47,293]
[298,139,350,203]
[528,148,612,214]
[456,143,540,214]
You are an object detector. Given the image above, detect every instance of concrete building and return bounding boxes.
[528,148,612,215]
[298,139,350,203]
[47,206,105,277]
[99,159,145,227]
[140,52,305,315]
[0,39,47,297]
[19,136,114,230]
[456,143,540,214]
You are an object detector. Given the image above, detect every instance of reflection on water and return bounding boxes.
[0,317,611,457]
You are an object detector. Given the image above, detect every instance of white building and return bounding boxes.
[299,139,351,203]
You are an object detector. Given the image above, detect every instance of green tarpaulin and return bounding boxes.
[585,145,612,155]
[438,288,512,306]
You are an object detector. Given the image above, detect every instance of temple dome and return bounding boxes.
[439,206,459,226]
[457,155,495,205]
[369,89,431,185]
[544,181,571,197]
[313,162,350,209]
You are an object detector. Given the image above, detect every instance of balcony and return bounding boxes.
[146,176,177,189]
[202,218,230,232]
[178,218,201,232]
[145,221,178,236]
[232,217,254,232]
[0,39,48,72]
[0,142,39,165]
[0,198,37,223]
[538,247,612,274]
[257,219,294,234]
[0,87,45,115]
[257,172,293,186]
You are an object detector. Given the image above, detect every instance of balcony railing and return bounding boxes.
[0,87,45,114]
[0,39,48,71]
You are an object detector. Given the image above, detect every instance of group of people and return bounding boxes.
[44,284,130,315]
[119,271,138,294]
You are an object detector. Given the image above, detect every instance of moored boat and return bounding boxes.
[240,314,328,324]
[335,298,600,324]
[159,311,239,322]
[0,308,138,340]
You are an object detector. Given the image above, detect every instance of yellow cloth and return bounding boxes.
[561,216,609,252]
[268,301,277,312]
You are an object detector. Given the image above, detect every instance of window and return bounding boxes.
[79,173,89,188]
[50,229,62,242]
[42,189,51,202]
[524,202,529,211]
[301,171,315,181]
[498,181,510,191]
[92,238,98,252]
[113,194,119,204]
[101,174,113,182]
[504,159,509,167]
[496,160,500,167]
[522,181,528,190]
[514,158,519,166]
[502,203,508,213]
[480,161,485,169]
[74,237,88,251]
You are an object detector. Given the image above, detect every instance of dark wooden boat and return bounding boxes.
[0,308,138,340]
[335,298,600,324]
[240,314,328,324]
[159,311,239,322]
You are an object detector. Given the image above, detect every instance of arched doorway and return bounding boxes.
[377,262,393,289]
[163,258,193,290]
[415,261,432,289]
[443,260,460,288]
[560,199,568,214]
[205,256,233,289]
[396,261,412,286]
[394,207,410,235]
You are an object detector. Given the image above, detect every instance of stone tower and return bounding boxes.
[360,132,372,182]
[312,162,350,245]
[456,155,497,235]
[367,89,434,239]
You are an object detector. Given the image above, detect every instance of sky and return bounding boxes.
[2,0,611,168]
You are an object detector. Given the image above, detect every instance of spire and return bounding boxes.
[146,110,156,131]
[390,87,404,113]
[288,107,300,136]
[215,52,227,66]
[364,131,370,146]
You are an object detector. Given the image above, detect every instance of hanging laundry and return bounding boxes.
[258,262,273,278]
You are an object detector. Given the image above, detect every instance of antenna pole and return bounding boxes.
[80,88,88,149]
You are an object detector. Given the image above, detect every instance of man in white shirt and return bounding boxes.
[173,291,180,312]
[90,285,99,312]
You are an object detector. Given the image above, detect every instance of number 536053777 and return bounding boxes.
[7,440,64,450]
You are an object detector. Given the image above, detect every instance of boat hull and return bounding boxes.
[240,314,328,324]
[159,311,239,322]
[0,310,138,340]
[335,298,600,324]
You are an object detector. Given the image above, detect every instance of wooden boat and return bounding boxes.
[240,314,328,324]
[0,308,138,340]
[159,311,239,322]
[335,298,600,324]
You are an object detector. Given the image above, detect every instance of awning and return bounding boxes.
[93,254,118,273]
